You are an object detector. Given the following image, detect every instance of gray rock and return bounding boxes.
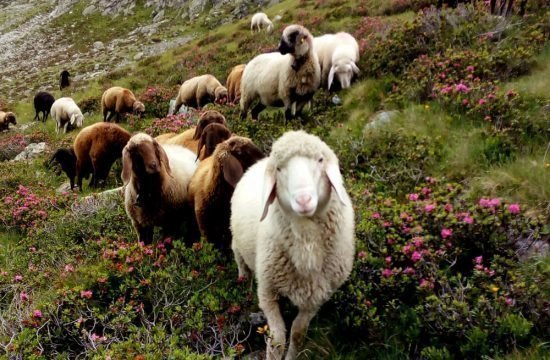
[14,142,49,161]
[331,94,342,105]
[153,9,164,22]
[273,14,282,22]
[82,5,96,16]
[93,41,105,50]
[20,122,38,131]
[134,52,144,60]
[363,111,400,132]
[94,63,100,70]
[56,181,72,194]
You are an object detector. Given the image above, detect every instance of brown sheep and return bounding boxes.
[195,123,231,161]
[188,136,264,252]
[162,110,228,154]
[226,64,246,104]
[122,133,199,243]
[73,122,131,190]
[154,133,177,144]
[0,111,17,131]
[174,74,228,111]
[101,86,145,123]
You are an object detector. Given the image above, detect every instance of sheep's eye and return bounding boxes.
[276,167,281,172]
[318,157,324,164]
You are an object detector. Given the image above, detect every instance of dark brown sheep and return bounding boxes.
[195,123,231,161]
[226,64,246,104]
[187,136,264,251]
[162,110,228,155]
[48,148,77,189]
[73,122,131,190]
[0,111,17,131]
[101,86,145,123]
[33,92,55,122]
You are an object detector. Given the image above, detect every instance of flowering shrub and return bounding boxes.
[332,179,547,357]
[0,133,27,161]
[144,112,198,137]
[139,85,178,119]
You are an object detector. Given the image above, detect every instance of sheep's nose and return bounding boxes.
[296,193,312,207]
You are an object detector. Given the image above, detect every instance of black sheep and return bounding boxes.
[33,92,55,122]
[59,70,71,91]
[48,148,77,189]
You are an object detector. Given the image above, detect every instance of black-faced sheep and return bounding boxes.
[240,24,320,121]
[313,32,360,90]
[122,133,198,244]
[60,70,71,91]
[161,110,228,155]
[251,12,274,33]
[189,135,264,252]
[73,122,132,190]
[101,86,146,123]
[230,130,355,360]
[0,111,17,131]
[226,64,246,104]
[174,75,228,111]
[48,148,77,190]
[33,92,55,122]
[50,97,84,134]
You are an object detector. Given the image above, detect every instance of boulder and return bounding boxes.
[14,142,49,161]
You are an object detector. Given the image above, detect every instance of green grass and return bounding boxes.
[504,45,550,98]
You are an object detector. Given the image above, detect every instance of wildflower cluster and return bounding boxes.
[145,112,197,137]
[139,85,178,118]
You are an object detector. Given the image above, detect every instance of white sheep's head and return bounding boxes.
[328,60,360,90]
[278,24,313,59]
[121,133,170,185]
[214,86,228,105]
[133,101,145,117]
[70,113,84,128]
[260,131,349,221]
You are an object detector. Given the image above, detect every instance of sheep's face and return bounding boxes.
[214,87,228,105]
[279,25,312,58]
[122,135,171,185]
[193,110,227,140]
[133,101,145,117]
[328,62,360,90]
[70,113,84,128]
[6,112,16,125]
[196,123,231,160]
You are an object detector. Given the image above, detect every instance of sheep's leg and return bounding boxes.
[33,111,39,122]
[259,292,286,360]
[63,122,69,134]
[234,250,252,279]
[106,111,115,122]
[251,103,266,120]
[285,308,317,360]
[137,226,154,244]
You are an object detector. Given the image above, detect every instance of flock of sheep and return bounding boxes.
[6,14,362,359]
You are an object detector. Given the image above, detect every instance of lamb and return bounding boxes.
[73,122,132,190]
[226,64,246,104]
[240,24,321,121]
[189,135,264,251]
[230,130,355,360]
[160,110,228,155]
[174,74,228,111]
[122,133,199,243]
[60,70,71,91]
[50,97,84,134]
[313,32,360,90]
[251,12,274,33]
[48,148,77,190]
[101,86,145,123]
[33,92,55,122]
[0,111,17,131]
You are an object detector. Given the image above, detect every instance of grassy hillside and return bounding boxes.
[0,0,549,358]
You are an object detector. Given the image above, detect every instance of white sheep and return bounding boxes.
[240,24,321,121]
[50,97,84,134]
[313,32,360,90]
[122,133,199,243]
[251,12,274,33]
[230,130,355,360]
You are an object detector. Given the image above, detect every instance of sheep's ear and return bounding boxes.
[222,154,243,188]
[70,114,77,125]
[260,165,277,221]
[155,141,171,175]
[351,63,361,75]
[325,162,349,206]
[328,66,336,91]
[196,131,207,161]
[121,148,132,185]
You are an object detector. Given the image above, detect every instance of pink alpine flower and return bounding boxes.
[403,267,415,275]
[419,279,434,289]
[489,198,500,207]
[14,275,23,282]
[441,228,453,239]
[385,256,392,264]
[413,237,424,247]
[466,65,474,72]
[20,292,29,301]
[479,198,491,207]
[508,203,520,214]
[382,268,393,278]
[371,212,381,219]
[478,98,486,105]
[80,290,93,299]
[475,256,483,264]
[455,83,470,93]
[357,251,367,259]
[411,251,422,262]
[33,310,42,318]
[408,193,419,201]
[64,264,74,273]
[463,216,474,224]
[424,204,435,212]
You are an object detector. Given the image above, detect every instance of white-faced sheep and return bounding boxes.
[122,133,199,243]
[226,64,246,104]
[174,74,228,111]
[160,110,228,155]
[240,24,320,121]
[60,70,70,91]
[73,122,132,190]
[251,12,274,33]
[313,32,360,90]
[230,130,355,360]
[188,135,264,251]
[101,86,145,122]
[50,97,84,134]
[33,92,55,122]
[0,111,17,131]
